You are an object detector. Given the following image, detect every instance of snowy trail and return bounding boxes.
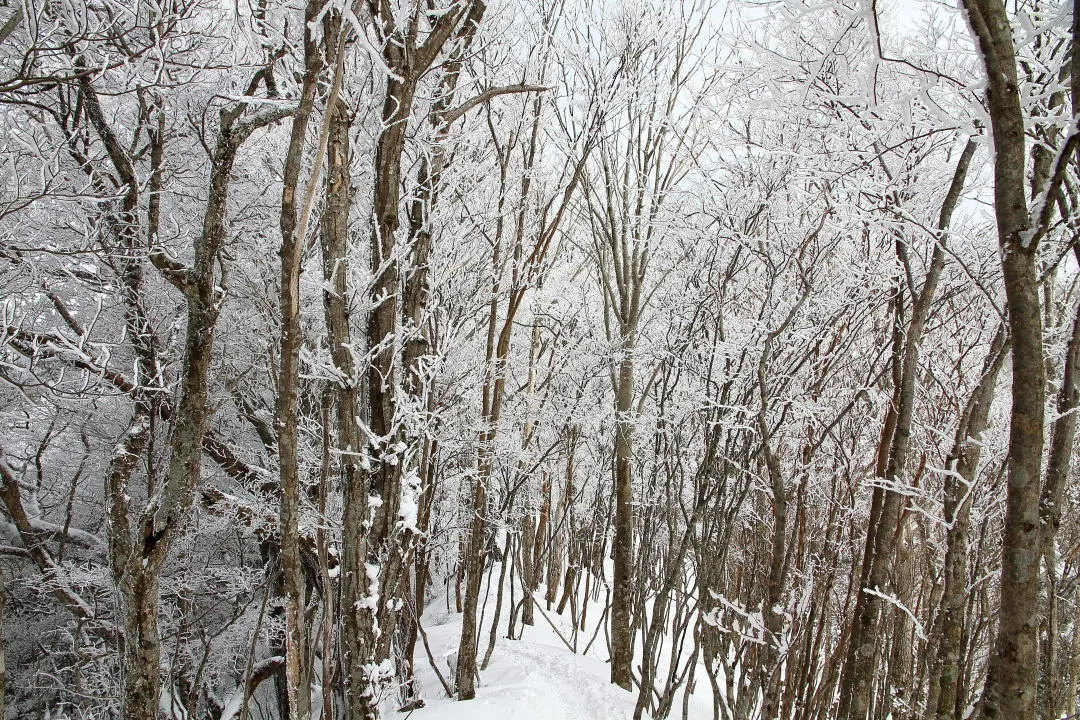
[396,570,715,720]
[405,631,638,720]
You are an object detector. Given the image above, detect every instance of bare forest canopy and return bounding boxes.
[0,0,1079,719]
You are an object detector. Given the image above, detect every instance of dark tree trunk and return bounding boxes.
[611,351,636,690]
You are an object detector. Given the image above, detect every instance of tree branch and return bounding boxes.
[442,84,550,127]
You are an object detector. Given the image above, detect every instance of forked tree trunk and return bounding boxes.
[341,4,482,715]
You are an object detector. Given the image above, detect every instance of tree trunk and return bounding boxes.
[360,4,484,712]
[322,65,377,720]
[276,4,325,715]
[457,438,490,699]
[521,512,536,626]
[457,310,510,699]
[0,567,4,720]
[928,328,1007,720]
[611,349,636,690]
[961,3,1047,717]
[838,137,975,720]
[1037,258,1080,720]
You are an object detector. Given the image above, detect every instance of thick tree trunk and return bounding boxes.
[320,58,379,720]
[961,3,1046,717]
[343,17,413,719]
[102,83,291,718]
[120,567,161,719]
[983,250,1043,720]
[358,4,483,712]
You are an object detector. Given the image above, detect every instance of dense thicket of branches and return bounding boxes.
[1,0,1079,719]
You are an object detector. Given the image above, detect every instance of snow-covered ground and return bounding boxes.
[395,564,715,720]
[409,611,639,720]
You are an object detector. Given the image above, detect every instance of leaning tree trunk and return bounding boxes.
[927,326,1008,720]
[838,136,974,720]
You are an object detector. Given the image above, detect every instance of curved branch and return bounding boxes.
[441,84,550,127]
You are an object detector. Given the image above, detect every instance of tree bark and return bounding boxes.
[347,3,483,714]
[276,4,325,715]
[611,348,636,690]
[961,2,1048,717]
